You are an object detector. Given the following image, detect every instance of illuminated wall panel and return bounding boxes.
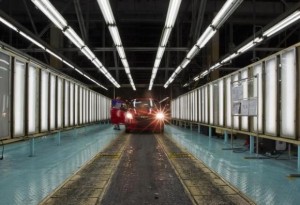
[265,57,277,136]
[213,82,219,125]
[202,87,205,123]
[40,70,49,132]
[198,89,201,122]
[0,52,10,139]
[74,84,78,125]
[233,73,239,130]
[57,77,63,128]
[204,85,208,124]
[64,80,69,127]
[89,92,92,122]
[83,89,86,124]
[241,69,248,131]
[50,74,56,130]
[69,82,74,126]
[79,87,83,124]
[218,79,224,126]
[280,49,296,138]
[252,63,263,133]
[14,60,25,136]
[225,77,232,127]
[28,64,38,134]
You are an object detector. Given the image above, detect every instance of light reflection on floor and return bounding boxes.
[165,125,300,205]
[0,124,120,205]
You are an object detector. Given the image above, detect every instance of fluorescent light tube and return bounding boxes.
[19,31,45,49]
[96,0,115,25]
[46,49,62,61]
[108,26,122,46]
[74,68,83,75]
[193,76,200,81]
[186,45,200,59]
[174,66,183,74]
[152,67,158,74]
[63,27,85,49]
[196,26,216,48]
[125,67,130,74]
[81,46,95,61]
[154,59,161,68]
[221,53,238,63]
[116,46,126,59]
[209,63,221,70]
[165,0,182,28]
[263,10,300,37]
[160,27,172,47]
[200,70,209,78]
[0,17,18,32]
[121,59,129,68]
[62,60,74,69]
[211,0,243,29]
[31,0,67,30]
[93,59,103,68]
[156,46,166,59]
[181,58,190,68]
[237,41,255,53]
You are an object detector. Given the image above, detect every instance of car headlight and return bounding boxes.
[126,112,133,119]
[156,112,164,120]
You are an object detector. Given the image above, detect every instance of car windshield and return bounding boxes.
[131,99,159,109]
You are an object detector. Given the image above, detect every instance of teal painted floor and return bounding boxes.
[165,125,300,205]
[0,124,121,205]
[1,124,299,205]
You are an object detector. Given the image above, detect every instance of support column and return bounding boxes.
[198,124,201,133]
[224,131,228,144]
[50,26,63,68]
[190,123,193,131]
[250,135,255,154]
[209,126,212,138]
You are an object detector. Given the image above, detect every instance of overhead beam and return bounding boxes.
[73,0,87,42]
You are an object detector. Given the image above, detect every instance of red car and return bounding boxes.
[125,98,165,133]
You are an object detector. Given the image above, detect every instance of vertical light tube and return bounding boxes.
[209,84,214,125]
[57,77,63,128]
[50,74,56,130]
[28,64,37,134]
[233,74,239,130]
[41,70,49,132]
[69,83,74,126]
[280,49,296,138]
[219,79,224,126]
[198,89,202,122]
[74,84,78,125]
[265,57,277,135]
[226,77,232,127]
[252,63,263,133]
[14,60,25,136]
[64,80,69,127]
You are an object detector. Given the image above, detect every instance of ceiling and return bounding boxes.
[0,0,299,100]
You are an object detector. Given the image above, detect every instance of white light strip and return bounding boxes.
[31,0,67,30]
[164,0,243,88]
[181,58,190,68]
[108,26,122,47]
[156,47,166,59]
[116,46,126,59]
[63,27,85,49]
[211,0,243,29]
[121,59,129,69]
[263,10,300,37]
[62,60,74,69]
[19,31,45,49]
[96,0,116,25]
[46,48,62,61]
[186,45,200,59]
[154,59,161,68]
[196,26,216,48]
[0,17,18,31]
[81,46,95,61]
[237,41,255,53]
[165,0,182,28]
[160,28,172,46]
[31,0,120,88]
[149,0,182,90]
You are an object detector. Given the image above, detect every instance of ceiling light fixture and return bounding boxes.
[97,0,135,90]
[149,0,182,90]
[31,0,120,88]
[164,0,243,88]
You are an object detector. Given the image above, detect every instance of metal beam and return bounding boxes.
[193,0,207,43]
[73,0,87,42]
[80,67,175,71]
